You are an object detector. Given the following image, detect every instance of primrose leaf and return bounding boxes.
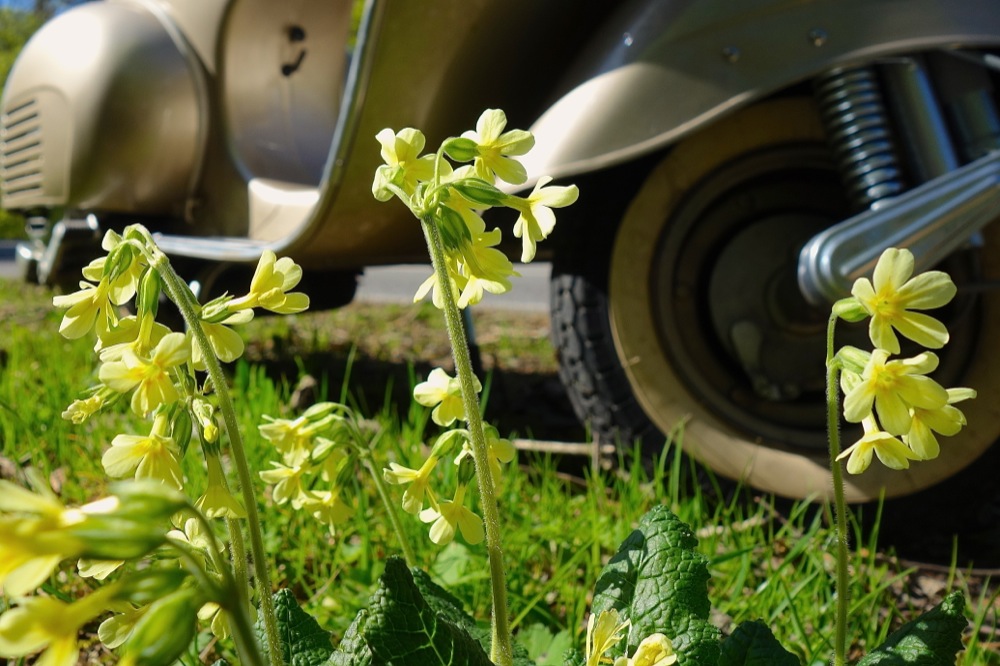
[718,620,799,666]
[254,588,333,666]
[857,590,967,665]
[364,556,494,666]
[591,505,721,665]
[326,609,373,666]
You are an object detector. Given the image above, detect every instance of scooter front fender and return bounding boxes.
[519,0,1000,187]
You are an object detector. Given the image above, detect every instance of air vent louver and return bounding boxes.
[0,97,44,201]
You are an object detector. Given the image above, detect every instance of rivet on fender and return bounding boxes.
[808,28,828,47]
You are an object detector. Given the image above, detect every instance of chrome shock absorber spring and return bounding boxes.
[814,66,906,209]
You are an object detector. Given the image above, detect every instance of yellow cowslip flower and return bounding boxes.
[165,518,212,573]
[302,487,353,535]
[455,219,518,308]
[586,609,631,666]
[78,558,124,580]
[384,455,440,515]
[102,415,184,489]
[905,387,977,460]
[837,416,918,474]
[191,310,253,369]
[227,251,309,315]
[97,315,170,363]
[99,332,190,417]
[372,127,441,201]
[842,349,948,436]
[52,278,118,340]
[460,108,534,185]
[453,424,516,487]
[510,176,579,263]
[259,462,310,508]
[96,228,148,304]
[413,368,480,426]
[0,587,116,666]
[0,478,182,596]
[61,393,107,424]
[99,603,148,649]
[258,415,311,460]
[0,477,86,596]
[195,457,245,519]
[418,483,483,545]
[414,256,463,310]
[195,598,256,642]
[614,633,678,666]
[485,426,516,486]
[850,247,956,354]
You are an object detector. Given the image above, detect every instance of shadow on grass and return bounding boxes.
[237,348,587,445]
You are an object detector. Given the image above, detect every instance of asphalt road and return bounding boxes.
[355,261,550,312]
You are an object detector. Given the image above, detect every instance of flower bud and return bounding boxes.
[443,137,478,162]
[119,587,202,666]
[833,296,868,322]
[64,520,165,561]
[102,228,124,252]
[107,480,190,521]
[303,401,342,421]
[171,408,194,455]
[450,178,508,207]
[105,244,135,284]
[456,455,477,486]
[833,345,871,375]
[135,267,161,320]
[430,429,469,459]
[115,570,192,606]
[437,205,472,251]
[190,398,218,446]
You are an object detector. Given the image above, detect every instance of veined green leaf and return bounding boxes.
[718,620,798,666]
[254,588,333,666]
[857,590,967,665]
[591,505,721,665]
[364,557,493,665]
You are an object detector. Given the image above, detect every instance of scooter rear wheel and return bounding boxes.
[553,97,1000,502]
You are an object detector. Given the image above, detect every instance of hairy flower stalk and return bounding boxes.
[139,238,283,666]
[825,313,851,666]
[422,214,513,666]
[372,111,575,666]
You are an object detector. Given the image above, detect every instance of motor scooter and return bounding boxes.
[4,0,1000,512]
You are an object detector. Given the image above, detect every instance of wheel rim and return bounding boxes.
[609,98,998,501]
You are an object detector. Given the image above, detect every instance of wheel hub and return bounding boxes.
[651,146,979,452]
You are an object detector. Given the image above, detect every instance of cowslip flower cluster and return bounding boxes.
[0,476,224,666]
[35,224,312,660]
[373,110,570,554]
[832,247,975,474]
[383,368,515,546]
[374,108,578,308]
[53,225,308,497]
[257,402,356,535]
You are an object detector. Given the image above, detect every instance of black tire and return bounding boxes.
[550,269,660,448]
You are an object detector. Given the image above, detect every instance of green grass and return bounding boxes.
[1,277,997,664]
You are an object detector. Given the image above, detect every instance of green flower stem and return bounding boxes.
[421,214,513,666]
[148,247,283,666]
[826,312,850,666]
[355,429,417,566]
